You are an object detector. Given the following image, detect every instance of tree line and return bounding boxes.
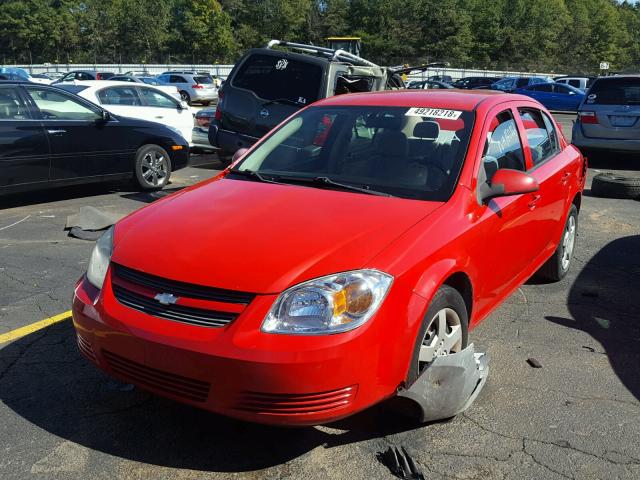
[1,0,639,74]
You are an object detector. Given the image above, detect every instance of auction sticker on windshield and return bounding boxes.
[406,108,462,119]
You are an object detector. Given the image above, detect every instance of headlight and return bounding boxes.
[262,270,393,335]
[86,226,114,289]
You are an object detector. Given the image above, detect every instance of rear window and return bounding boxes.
[232,54,322,105]
[588,78,640,105]
[99,72,115,80]
[194,76,213,84]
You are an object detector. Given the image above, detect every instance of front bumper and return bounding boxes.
[72,272,422,425]
[572,123,640,153]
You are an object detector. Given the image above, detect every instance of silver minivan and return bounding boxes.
[572,76,640,153]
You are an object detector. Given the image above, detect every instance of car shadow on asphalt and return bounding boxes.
[1,183,117,210]
[545,234,640,402]
[0,322,429,472]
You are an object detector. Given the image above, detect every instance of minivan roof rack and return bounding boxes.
[265,40,379,68]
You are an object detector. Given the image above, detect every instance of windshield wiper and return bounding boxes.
[262,98,303,107]
[229,169,286,185]
[275,175,394,197]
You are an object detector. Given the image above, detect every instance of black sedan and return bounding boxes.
[0,82,189,196]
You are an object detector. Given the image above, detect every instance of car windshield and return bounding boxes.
[588,78,640,105]
[232,105,474,201]
[232,53,322,105]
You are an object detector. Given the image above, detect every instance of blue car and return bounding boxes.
[515,82,585,112]
[491,76,552,92]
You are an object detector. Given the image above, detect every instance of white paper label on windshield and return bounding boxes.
[406,107,462,120]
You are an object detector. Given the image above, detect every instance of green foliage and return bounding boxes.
[0,0,639,72]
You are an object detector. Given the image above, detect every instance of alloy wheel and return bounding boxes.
[418,307,463,366]
[140,150,168,187]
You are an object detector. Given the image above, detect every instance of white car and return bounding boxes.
[56,81,194,145]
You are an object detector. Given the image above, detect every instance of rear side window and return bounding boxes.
[0,87,29,120]
[169,75,186,83]
[516,78,529,88]
[588,78,640,105]
[568,79,581,89]
[232,54,322,105]
[98,87,142,106]
[76,72,93,80]
[518,108,558,167]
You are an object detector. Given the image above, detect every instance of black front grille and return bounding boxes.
[112,263,255,304]
[113,285,236,328]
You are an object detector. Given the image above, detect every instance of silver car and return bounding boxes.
[573,76,640,153]
[156,71,218,105]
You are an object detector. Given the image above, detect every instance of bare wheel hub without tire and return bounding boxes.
[141,151,168,187]
[418,307,463,365]
[561,215,576,270]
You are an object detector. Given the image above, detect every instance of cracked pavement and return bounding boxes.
[1,125,639,479]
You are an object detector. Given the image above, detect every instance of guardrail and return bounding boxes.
[6,64,558,82]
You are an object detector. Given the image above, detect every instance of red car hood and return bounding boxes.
[112,178,442,294]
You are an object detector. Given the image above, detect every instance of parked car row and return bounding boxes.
[0,80,189,195]
[0,67,221,106]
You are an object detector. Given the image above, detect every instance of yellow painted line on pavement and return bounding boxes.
[0,310,72,344]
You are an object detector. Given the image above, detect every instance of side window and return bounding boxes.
[541,111,560,153]
[26,88,101,121]
[139,88,178,108]
[516,78,529,88]
[554,85,570,94]
[568,79,581,89]
[61,73,75,82]
[76,72,92,81]
[536,84,552,93]
[518,108,558,167]
[480,110,525,183]
[169,75,186,83]
[97,87,142,106]
[0,87,30,120]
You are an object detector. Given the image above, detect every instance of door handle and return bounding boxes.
[528,194,542,210]
[561,171,571,185]
[47,129,66,135]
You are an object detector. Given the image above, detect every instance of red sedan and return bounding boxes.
[72,90,586,426]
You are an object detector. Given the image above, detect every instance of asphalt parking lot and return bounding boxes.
[1,114,639,480]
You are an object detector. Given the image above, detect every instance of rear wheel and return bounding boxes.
[537,204,578,281]
[134,144,171,191]
[407,285,469,385]
[179,91,191,105]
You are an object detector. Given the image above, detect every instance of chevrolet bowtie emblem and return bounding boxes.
[154,293,178,305]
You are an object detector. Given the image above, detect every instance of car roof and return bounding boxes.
[314,89,519,111]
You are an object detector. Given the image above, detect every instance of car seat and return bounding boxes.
[0,93,21,119]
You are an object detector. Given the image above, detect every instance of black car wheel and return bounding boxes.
[180,91,191,105]
[134,145,172,191]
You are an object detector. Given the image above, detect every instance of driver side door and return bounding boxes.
[23,86,133,179]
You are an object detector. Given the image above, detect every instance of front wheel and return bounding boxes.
[537,204,578,281]
[406,285,469,385]
[134,144,172,191]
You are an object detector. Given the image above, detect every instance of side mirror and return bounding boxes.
[100,110,111,122]
[179,100,189,110]
[232,147,249,163]
[481,168,539,203]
